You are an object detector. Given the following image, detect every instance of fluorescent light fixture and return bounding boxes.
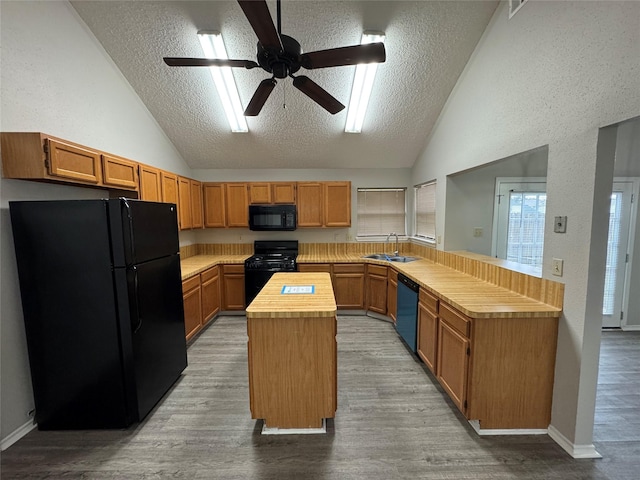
[197,31,248,133]
[344,31,385,133]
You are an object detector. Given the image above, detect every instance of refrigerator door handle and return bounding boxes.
[131,266,143,334]
[122,199,137,264]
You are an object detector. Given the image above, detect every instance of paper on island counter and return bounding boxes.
[281,285,315,294]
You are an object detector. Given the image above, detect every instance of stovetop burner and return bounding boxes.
[244,240,299,271]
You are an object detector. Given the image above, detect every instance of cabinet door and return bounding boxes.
[272,182,296,204]
[178,177,192,230]
[225,183,249,227]
[161,171,179,206]
[102,154,138,190]
[182,276,202,342]
[139,165,162,201]
[248,183,272,204]
[203,183,226,227]
[366,265,388,314]
[418,303,438,374]
[222,265,245,310]
[333,264,364,309]
[437,320,470,413]
[201,266,220,325]
[296,182,323,227]
[190,180,203,229]
[324,181,351,227]
[387,270,398,323]
[47,139,101,184]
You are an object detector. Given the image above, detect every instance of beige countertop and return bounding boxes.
[181,252,562,319]
[245,272,337,319]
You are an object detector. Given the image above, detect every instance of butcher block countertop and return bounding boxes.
[180,252,562,319]
[246,272,337,319]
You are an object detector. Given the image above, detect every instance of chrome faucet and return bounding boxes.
[386,232,399,256]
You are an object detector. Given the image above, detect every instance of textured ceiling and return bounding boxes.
[71,1,499,170]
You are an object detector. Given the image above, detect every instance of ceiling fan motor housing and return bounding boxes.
[257,34,302,78]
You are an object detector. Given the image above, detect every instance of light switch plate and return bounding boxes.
[552,258,563,276]
[554,216,567,233]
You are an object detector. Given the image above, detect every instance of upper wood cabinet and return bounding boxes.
[248,182,297,204]
[139,165,162,201]
[272,182,296,203]
[296,182,324,227]
[102,154,138,190]
[297,181,351,228]
[178,176,193,230]
[46,138,102,184]
[225,183,249,227]
[248,183,272,204]
[203,183,226,227]
[190,180,203,229]
[161,171,178,206]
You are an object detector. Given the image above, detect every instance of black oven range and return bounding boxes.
[244,240,298,306]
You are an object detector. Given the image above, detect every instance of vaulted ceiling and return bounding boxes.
[71,1,499,169]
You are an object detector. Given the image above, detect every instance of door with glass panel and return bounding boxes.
[602,181,634,328]
[493,179,547,273]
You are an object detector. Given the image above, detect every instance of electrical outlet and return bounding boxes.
[473,227,483,238]
[552,258,563,276]
[554,216,567,233]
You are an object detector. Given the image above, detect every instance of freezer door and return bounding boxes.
[109,199,179,267]
[126,254,187,421]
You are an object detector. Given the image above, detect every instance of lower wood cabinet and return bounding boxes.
[333,264,364,309]
[222,264,245,310]
[417,288,438,374]
[387,269,398,323]
[201,266,220,326]
[182,275,202,342]
[436,314,469,413]
[366,264,388,314]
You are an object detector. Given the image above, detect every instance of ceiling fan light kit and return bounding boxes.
[344,32,385,134]
[197,31,248,133]
[165,0,386,128]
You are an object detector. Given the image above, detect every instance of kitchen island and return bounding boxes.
[245,272,337,433]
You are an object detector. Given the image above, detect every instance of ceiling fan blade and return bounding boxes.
[164,57,259,69]
[244,78,277,116]
[237,0,282,51]
[300,42,386,69]
[292,76,345,115]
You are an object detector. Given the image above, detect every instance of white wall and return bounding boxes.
[193,168,412,244]
[412,0,640,456]
[0,1,192,445]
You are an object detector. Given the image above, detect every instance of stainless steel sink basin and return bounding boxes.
[363,254,418,263]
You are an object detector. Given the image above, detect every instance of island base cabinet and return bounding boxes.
[248,316,337,429]
[436,321,469,413]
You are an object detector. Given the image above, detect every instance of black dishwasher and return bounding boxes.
[396,273,419,353]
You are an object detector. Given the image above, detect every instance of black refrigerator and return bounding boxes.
[10,198,188,430]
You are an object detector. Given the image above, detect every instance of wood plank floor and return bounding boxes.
[1,316,639,479]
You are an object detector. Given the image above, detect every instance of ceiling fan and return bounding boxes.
[163,0,386,116]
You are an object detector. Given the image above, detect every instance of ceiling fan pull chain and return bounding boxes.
[282,80,287,109]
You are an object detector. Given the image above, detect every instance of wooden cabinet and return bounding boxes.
[225,183,249,227]
[201,266,220,326]
[333,264,365,309]
[324,181,351,227]
[366,264,388,314]
[272,182,296,203]
[190,180,203,229]
[182,275,202,342]
[296,181,351,227]
[222,264,245,310]
[139,165,162,201]
[387,268,398,323]
[45,138,102,184]
[437,315,469,413]
[296,182,324,227]
[417,288,439,374]
[178,177,192,230]
[161,171,178,206]
[203,183,226,227]
[248,183,272,204]
[297,264,332,273]
[102,154,138,190]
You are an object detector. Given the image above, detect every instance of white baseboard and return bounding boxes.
[1,420,36,451]
[547,425,602,459]
[622,324,640,331]
[468,419,547,435]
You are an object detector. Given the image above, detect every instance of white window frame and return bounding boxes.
[413,181,436,244]
[356,188,407,241]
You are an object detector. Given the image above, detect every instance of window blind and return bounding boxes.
[415,182,436,240]
[357,188,406,237]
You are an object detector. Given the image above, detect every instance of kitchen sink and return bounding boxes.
[363,254,418,263]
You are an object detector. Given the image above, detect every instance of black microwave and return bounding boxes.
[248,204,297,231]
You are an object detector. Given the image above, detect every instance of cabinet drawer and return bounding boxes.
[298,263,331,273]
[200,265,219,282]
[223,264,245,274]
[182,275,200,293]
[333,263,364,274]
[439,302,470,338]
[388,268,398,282]
[367,264,387,277]
[419,288,438,313]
